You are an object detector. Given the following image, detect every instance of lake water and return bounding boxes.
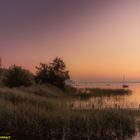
[73,82,140,109]
[73,82,140,140]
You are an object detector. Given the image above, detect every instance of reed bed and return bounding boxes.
[0,86,136,140]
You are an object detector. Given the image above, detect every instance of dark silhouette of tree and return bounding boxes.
[0,68,8,86]
[3,65,34,87]
[35,58,70,88]
[35,63,50,84]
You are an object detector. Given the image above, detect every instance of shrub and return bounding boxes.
[3,65,34,87]
[35,58,70,88]
[0,68,7,87]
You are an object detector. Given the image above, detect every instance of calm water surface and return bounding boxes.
[73,82,140,140]
[74,82,140,109]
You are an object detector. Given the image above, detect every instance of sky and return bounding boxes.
[1,0,140,82]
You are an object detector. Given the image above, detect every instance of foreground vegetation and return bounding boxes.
[0,57,70,88]
[0,85,136,140]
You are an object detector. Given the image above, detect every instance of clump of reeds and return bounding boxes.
[76,88,132,99]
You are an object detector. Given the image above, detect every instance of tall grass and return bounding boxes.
[0,86,136,139]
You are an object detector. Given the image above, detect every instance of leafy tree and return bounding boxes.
[35,58,70,88]
[35,63,50,84]
[3,65,34,87]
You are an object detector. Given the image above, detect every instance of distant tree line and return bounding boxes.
[0,57,70,88]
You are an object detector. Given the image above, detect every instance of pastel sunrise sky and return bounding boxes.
[1,0,140,82]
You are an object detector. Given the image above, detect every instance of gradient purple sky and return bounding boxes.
[1,1,140,81]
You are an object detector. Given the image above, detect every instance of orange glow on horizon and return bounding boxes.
[1,1,140,81]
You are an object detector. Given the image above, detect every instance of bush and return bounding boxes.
[3,65,34,87]
[0,68,7,87]
[35,58,70,88]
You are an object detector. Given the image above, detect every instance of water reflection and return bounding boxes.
[73,83,140,110]
[72,83,140,139]
[73,95,139,110]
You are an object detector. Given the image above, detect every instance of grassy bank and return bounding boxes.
[0,85,136,139]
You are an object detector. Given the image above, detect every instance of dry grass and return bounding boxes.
[0,85,136,139]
